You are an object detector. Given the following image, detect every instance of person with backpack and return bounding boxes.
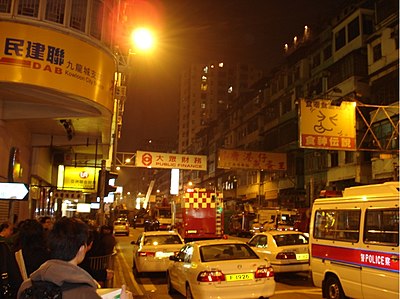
[17,217,101,299]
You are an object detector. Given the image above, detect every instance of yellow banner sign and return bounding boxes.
[135,151,207,171]
[299,99,356,150]
[60,166,97,191]
[218,149,287,170]
[0,21,115,111]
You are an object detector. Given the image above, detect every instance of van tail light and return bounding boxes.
[276,252,296,259]
[255,266,274,278]
[197,270,225,282]
[139,252,155,257]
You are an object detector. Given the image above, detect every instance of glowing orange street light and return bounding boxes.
[131,27,155,52]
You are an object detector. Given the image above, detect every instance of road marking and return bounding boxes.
[275,288,321,295]
[117,244,144,296]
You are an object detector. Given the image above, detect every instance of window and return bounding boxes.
[273,233,308,246]
[335,28,346,51]
[70,0,87,32]
[323,45,332,61]
[45,0,65,24]
[373,44,382,62]
[90,0,103,39]
[248,235,268,248]
[313,209,360,242]
[345,151,354,164]
[200,244,258,262]
[364,208,399,246]
[0,0,11,13]
[18,0,39,17]
[347,17,360,42]
[330,152,339,167]
[312,53,321,68]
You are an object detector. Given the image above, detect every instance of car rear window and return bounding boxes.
[273,234,309,246]
[115,221,126,225]
[143,235,183,245]
[200,244,259,262]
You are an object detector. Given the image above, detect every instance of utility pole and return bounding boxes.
[97,159,106,226]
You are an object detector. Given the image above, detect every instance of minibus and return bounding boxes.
[309,182,399,299]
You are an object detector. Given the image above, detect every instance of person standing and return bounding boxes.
[0,221,14,248]
[14,219,50,277]
[0,221,23,299]
[17,217,132,299]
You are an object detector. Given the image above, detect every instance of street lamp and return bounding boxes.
[111,27,156,172]
[131,27,156,53]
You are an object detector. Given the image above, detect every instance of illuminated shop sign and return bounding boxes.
[299,99,356,150]
[135,151,207,171]
[218,149,287,171]
[0,21,115,110]
[57,165,97,191]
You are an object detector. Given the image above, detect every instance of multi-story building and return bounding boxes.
[181,0,398,211]
[178,62,263,188]
[0,0,130,221]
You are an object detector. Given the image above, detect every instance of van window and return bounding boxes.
[364,208,399,246]
[313,209,360,242]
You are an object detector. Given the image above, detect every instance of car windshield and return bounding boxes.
[143,235,183,246]
[273,234,309,246]
[200,244,259,262]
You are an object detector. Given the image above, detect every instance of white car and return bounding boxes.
[167,239,275,299]
[113,219,129,236]
[248,231,310,274]
[132,231,184,276]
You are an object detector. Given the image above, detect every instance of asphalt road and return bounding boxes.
[111,227,323,299]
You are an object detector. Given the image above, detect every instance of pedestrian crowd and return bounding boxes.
[0,217,131,299]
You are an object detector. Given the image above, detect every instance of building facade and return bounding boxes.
[0,0,129,222]
[178,0,399,211]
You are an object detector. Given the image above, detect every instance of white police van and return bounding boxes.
[309,182,399,299]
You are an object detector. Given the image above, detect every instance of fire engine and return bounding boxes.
[172,188,224,242]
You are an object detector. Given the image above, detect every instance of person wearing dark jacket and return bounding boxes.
[17,217,101,299]
[14,219,50,276]
[0,240,23,299]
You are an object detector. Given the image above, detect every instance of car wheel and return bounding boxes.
[132,261,141,278]
[185,283,193,299]
[325,276,346,299]
[166,272,176,294]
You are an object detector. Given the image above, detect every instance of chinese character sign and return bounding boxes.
[0,21,114,111]
[299,99,356,150]
[59,166,97,191]
[135,151,207,171]
[217,149,287,170]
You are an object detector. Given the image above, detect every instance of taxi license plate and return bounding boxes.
[296,253,309,261]
[225,273,254,281]
[155,251,174,258]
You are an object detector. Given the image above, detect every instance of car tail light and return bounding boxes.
[255,266,274,278]
[197,270,225,282]
[276,252,296,259]
[139,252,155,257]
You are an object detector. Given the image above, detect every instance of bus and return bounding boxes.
[309,182,399,299]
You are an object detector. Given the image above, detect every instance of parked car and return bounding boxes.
[131,231,184,276]
[113,219,129,236]
[143,216,160,231]
[247,231,309,274]
[167,239,275,299]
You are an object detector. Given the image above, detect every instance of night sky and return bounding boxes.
[118,0,349,153]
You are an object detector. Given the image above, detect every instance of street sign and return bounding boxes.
[0,183,29,200]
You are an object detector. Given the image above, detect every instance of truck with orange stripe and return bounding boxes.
[172,188,224,242]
